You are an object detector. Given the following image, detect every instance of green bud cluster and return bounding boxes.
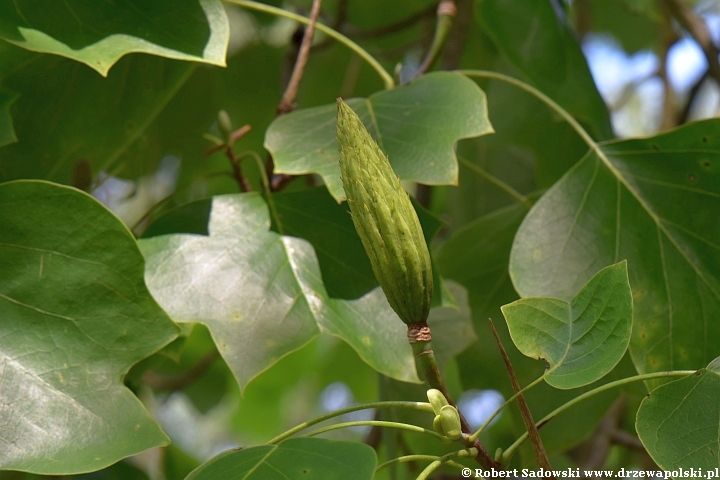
[336,98,433,325]
[427,389,462,440]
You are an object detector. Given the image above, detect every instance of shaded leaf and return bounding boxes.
[501,261,632,389]
[0,180,178,474]
[0,0,228,76]
[186,438,376,480]
[265,71,493,201]
[0,52,197,184]
[0,87,17,147]
[636,361,716,470]
[140,193,420,391]
[476,0,613,141]
[510,120,720,378]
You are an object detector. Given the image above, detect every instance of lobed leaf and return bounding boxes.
[265,72,493,201]
[0,180,178,474]
[502,261,632,389]
[140,193,420,392]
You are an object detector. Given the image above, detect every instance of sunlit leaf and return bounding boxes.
[140,193,420,392]
[0,180,178,474]
[265,71,493,201]
[502,261,632,389]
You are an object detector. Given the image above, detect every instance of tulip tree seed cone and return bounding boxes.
[336,98,433,325]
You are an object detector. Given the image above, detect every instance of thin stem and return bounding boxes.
[229,0,394,90]
[500,370,696,464]
[457,155,532,208]
[415,448,478,480]
[304,420,447,442]
[460,69,710,301]
[408,330,499,469]
[375,453,468,473]
[267,401,433,444]
[468,374,544,441]
[236,151,270,194]
[413,0,456,79]
[489,319,552,472]
[277,0,322,115]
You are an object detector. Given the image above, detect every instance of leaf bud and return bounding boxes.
[439,405,462,440]
[427,388,449,415]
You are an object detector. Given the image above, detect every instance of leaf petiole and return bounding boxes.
[267,401,433,444]
[500,369,696,465]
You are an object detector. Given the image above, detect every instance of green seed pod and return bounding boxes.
[439,405,462,440]
[427,388,449,415]
[336,99,433,325]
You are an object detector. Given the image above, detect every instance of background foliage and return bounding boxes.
[2,0,720,478]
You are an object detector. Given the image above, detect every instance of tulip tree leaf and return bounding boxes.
[0,180,178,474]
[510,120,720,377]
[636,359,719,470]
[265,71,493,201]
[502,261,632,389]
[0,0,228,76]
[186,438,376,480]
[476,0,613,141]
[140,193,420,392]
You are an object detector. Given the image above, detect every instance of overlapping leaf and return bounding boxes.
[0,180,178,474]
[510,120,720,377]
[502,262,632,389]
[186,438,376,480]
[636,360,717,470]
[438,204,630,454]
[140,193,420,391]
[265,72,493,201]
[270,187,451,305]
[476,0,613,141]
[0,0,228,76]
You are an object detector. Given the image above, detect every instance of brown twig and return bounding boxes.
[582,396,627,470]
[142,350,221,391]
[277,0,323,115]
[267,0,322,191]
[665,0,720,85]
[209,124,253,192]
[488,319,553,474]
[658,11,680,131]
